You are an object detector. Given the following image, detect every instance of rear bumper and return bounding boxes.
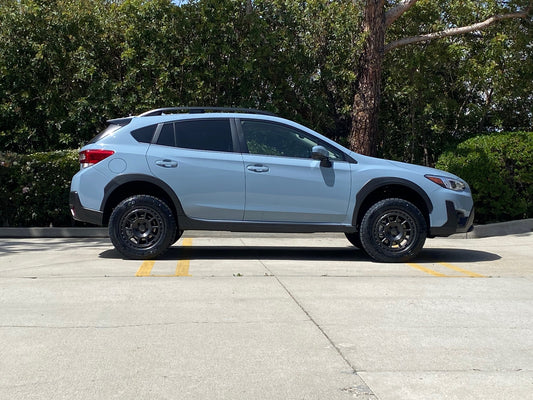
[69,191,104,226]
[429,200,474,237]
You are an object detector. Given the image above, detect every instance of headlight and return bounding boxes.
[425,174,466,191]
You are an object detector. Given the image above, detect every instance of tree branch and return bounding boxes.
[385,0,419,27]
[385,8,532,53]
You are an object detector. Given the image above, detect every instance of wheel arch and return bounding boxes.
[353,178,433,231]
[101,174,184,226]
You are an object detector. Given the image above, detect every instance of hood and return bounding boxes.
[347,151,464,181]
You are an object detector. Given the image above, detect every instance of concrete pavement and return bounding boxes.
[1,233,532,399]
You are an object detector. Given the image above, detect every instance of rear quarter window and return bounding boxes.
[131,124,157,143]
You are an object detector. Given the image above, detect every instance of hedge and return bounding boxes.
[0,150,79,227]
[436,132,533,224]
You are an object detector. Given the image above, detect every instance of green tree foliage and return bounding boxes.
[0,0,122,152]
[436,132,533,223]
[0,150,79,226]
[0,0,363,153]
[0,0,531,163]
[380,0,533,164]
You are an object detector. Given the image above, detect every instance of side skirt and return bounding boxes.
[178,216,357,234]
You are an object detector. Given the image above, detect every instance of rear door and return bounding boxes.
[146,118,245,220]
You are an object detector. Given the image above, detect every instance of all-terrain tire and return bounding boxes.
[359,198,427,263]
[109,195,177,259]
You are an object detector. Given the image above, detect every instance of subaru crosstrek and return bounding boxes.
[70,107,474,262]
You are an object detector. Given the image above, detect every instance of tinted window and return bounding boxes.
[175,119,233,152]
[241,120,343,160]
[131,124,157,143]
[157,123,175,146]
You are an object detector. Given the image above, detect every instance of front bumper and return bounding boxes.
[429,200,474,237]
[69,191,104,226]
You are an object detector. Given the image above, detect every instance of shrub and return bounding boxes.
[0,150,79,227]
[436,132,533,224]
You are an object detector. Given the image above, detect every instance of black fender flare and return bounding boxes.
[101,174,186,217]
[352,177,433,227]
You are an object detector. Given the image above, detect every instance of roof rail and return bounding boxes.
[138,107,277,117]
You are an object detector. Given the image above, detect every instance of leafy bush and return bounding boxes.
[0,0,362,154]
[436,132,533,224]
[0,150,79,227]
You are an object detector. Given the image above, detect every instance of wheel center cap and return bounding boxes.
[386,222,403,240]
[135,219,149,234]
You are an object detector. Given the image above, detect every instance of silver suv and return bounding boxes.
[70,107,474,262]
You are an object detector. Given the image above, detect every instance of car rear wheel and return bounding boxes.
[359,198,427,263]
[109,195,176,259]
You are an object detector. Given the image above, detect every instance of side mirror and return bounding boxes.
[311,145,332,168]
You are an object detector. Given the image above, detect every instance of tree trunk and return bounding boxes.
[347,0,530,157]
[348,0,385,156]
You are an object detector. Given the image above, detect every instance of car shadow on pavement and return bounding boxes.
[0,238,108,256]
[99,245,500,263]
[166,246,369,261]
[416,248,501,263]
[100,246,369,261]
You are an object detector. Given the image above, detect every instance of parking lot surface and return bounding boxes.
[1,233,532,399]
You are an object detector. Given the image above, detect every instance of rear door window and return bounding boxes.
[156,123,175,146]
[155,119,234,152]
[175,119,233,152]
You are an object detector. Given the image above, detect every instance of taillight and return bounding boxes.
[79,149,115,168]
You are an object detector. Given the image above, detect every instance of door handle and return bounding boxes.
[247,165,269,173]
[155,159,178,168]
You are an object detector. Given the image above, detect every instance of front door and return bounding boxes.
[240,119,352,223]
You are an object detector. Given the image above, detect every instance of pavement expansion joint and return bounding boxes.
[258,258,379,399]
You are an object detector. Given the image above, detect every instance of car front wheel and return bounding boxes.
[359,198,427,263]
[109,195,177,259]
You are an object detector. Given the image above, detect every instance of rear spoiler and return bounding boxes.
[107,117,132,126]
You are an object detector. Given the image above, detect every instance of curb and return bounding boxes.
[1,219,532,239]
[0,227,108,238]
[461,218,533,239]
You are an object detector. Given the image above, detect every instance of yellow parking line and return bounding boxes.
[407,262,486,278]
[134,238,192,277]
[407,263,448,277]
[135,260,155,277]
[438,262,485,278]
[175,238,193,277]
